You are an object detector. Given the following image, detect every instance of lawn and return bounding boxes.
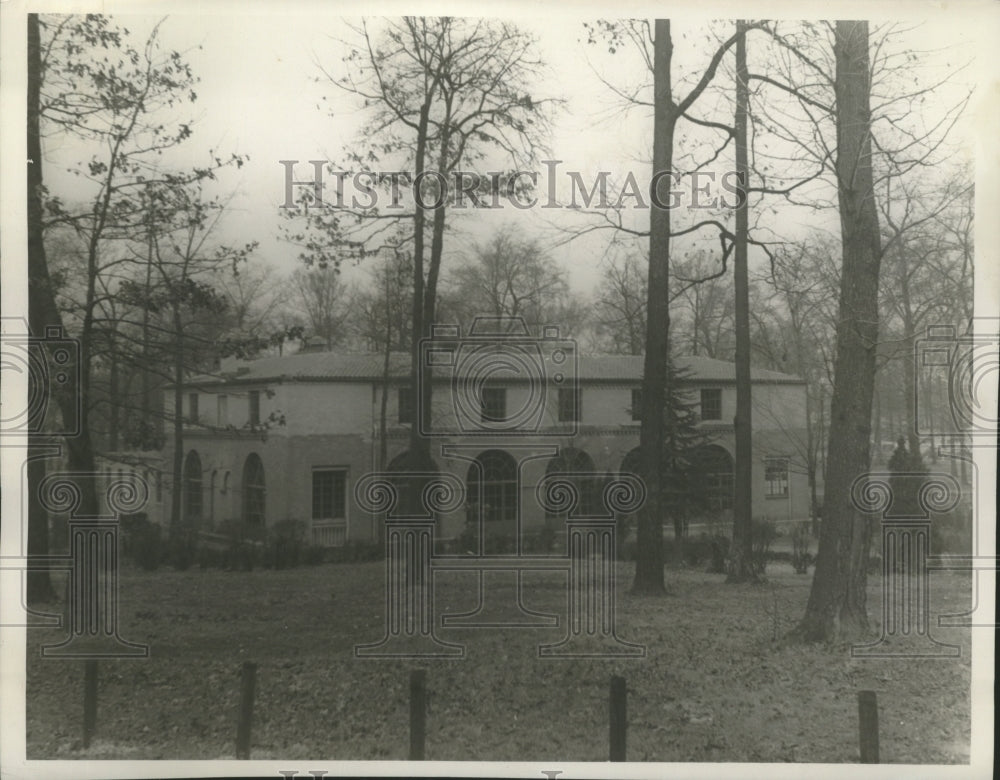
[25,558,974,763]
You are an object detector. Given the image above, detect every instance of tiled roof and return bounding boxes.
[188,350,803,386]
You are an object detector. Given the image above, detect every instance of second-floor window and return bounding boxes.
[700,388,722,421]
[217,394,228,426]
[558,386,581,422]
[398,387,412,424]
[481,387,507,423]
[249,390,261,426]
[630,388,642,421]
[188,393,199,424]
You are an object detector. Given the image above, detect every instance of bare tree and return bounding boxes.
[442,227,582,335]
[293,17,555,486]
[592,252,647,355]
[290,265,351,349]
[793,21,885,641]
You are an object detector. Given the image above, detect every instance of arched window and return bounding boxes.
[620,446,642,478]
[466,450,518,526]
[545,447,599,519]
[694,445,734,512]
[183,450,203,525]
[242,453,266,527]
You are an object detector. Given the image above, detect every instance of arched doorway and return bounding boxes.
[183,450,203,527]
[466,449,518,527]
[242,453,266,528]
[694,444,734,513]
[544,447,599,519]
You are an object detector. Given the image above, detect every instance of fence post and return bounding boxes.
[409,669,427,760]
[236,661,257,759]
[82,660,98,748]
[609,675,627,761]
[858,689,879,763]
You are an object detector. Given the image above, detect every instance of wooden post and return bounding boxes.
[409,669,426,760]
[236,661,257,759]
[82,660,98,748]
[858,689,879,763]
[609,675,627,761]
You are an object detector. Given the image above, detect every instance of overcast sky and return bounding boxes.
[37,8,986,299]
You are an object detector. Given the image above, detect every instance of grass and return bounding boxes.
[26,558,973,762]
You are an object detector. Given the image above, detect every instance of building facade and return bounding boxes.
[155,326,811,547]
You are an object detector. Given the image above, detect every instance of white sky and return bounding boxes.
[25,5,996,299]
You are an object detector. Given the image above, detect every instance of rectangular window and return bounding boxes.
[765,457,790,497]
[700,388,722,421]
[480,387,507,423]
[188,392,199,424]
[630,388,642,421]
[558,386,581,422]
[217,394,228,426]
[312,469,347,521]
[398,387,412,424]
[248,390,260,426]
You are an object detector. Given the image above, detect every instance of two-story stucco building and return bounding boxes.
[154,320,811,548]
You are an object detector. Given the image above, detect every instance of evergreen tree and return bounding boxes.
[660,355,715,552]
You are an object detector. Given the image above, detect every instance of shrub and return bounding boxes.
[128,517,163,571]
[932,506,973,554]
[455,522,479,555]
[750,520,779,576]
[167,528,196,571]
[302,544,327,565]
[196,546,224,570]
[522,526,557,554]
[265,518,306,569]
[790,521,813,574]
[484,533,516,555]
[707,534,729,573]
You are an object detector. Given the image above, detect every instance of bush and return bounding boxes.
[750,520,779,576]
[302,544,327,565]
[128,517,163,571]
[522,526,557,554]
[666,533,729,572]
[932,506,973,554]
[484,533,516,555]
[326,541,382,564]
[708,534,730,573]
[790,522,813,574]
[456,523,479,555]
[265,518,306,570]
[167,528,196,571]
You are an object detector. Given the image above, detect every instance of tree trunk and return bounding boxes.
[727,19,756,583]
[633,19,674,595]
[407,98,432,495]
[170,306,186,531]
[792,21,882,642]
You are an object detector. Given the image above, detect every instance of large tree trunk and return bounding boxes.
[727,19,755,583]
[26,14,104,599]
[170,307,186,531]
[26,14,58,604]
[407,98,432,491]
[633,19,674,595]
[792,21,882,642]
